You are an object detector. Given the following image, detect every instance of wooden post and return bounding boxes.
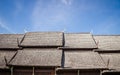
[100,70,103,75]
[32,67,35,75]
[55,67,57,75]
[78,70,79,75]
[11,67,13,75]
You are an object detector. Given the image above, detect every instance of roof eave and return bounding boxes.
[94,49,120,53]
[58,47,98,50]
[7,64,61,67]
[0,48,20,50]
[19,45,63,48]
[56,67,108,71]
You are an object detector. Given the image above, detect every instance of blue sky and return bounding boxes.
[0,0,120,34]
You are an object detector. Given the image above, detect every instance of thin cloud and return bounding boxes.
[0,19,15,33]
[61,0,73,5]
[31,0,71,31]
[13,0,23,17]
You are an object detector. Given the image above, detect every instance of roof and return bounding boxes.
[94,35,120,51]
[0,50,16,69]
[20,32,63,47]
[9,49,62,67]
[64,51,106,69]
[100,53,120,70]
[64,33,97,49]
[0,34,23,49]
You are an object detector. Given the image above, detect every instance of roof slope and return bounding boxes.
[64,33,97,49]
[100,53,120,70]
[0,50,16,69]
[94,35,120,51]
[0,34,23,49]
[64,51,106,69]
[9,49,62,67]
[20,32,63,47]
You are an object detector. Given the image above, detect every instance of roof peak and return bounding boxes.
[94,35,120,36]
[65,32,90,34]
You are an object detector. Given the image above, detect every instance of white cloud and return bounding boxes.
[0,19,15,33]
[61,0,73,5]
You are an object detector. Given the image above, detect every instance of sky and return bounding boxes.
[0,0,120,34]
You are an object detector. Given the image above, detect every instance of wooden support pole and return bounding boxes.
[100,70,103,75]
[11,67,13,75]
[32,67,35,75]
[78,70,80,75]
[55,67,57,75]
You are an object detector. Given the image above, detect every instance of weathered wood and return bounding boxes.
[78,70,79,75]
[32,67,34,75]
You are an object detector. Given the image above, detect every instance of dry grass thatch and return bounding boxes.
[0,34,23,49]
[64,33,97,49]
[20,32,64,47]
[9,49,62,67]
[94,35,120,51]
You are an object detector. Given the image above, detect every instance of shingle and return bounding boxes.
[9,49,62,66]
[64,51,106,69]
[20,32,63,47]
[0,50,16,69]
[0,34,23,49]
[100,53,120,70]
[64,33,97,49]
[94,35,120,51]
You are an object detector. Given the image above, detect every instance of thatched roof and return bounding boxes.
[0,50,16,69]
[0,34,23,49]
[9,49,62,67]
[100,53,120,70]
[94,35,120,51]
[63,33,97,49]
[20,32,63,47]
[64,51,106,69]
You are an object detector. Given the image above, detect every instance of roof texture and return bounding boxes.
[0,50,16,69]
[64,33,97,49]
[0,34,23,49]
[94,35,120,51]
[64,51,106,69]
[100,53,120,70]
[9,49,62,66]
[0,32,120,71]
[20,32,63,47]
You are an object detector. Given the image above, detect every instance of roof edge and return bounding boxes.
[59,47,98,50]
[56,67,108,70]
[65,32,90,34]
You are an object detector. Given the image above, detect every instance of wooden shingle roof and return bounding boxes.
[63,33,97,49]
[0,50,16,69]
[100,53,120,70]
[94,35,120,51]
[0,34,23,49]
[20,32,63,47]
[64,51,106,69]
[9,49,62,67]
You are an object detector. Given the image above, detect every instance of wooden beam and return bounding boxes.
[11,67,13,75]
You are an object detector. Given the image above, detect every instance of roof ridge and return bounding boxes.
[0,33,23,35]
[65,32,90,34]
[94,35,120,36]
[26,31,63,34]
